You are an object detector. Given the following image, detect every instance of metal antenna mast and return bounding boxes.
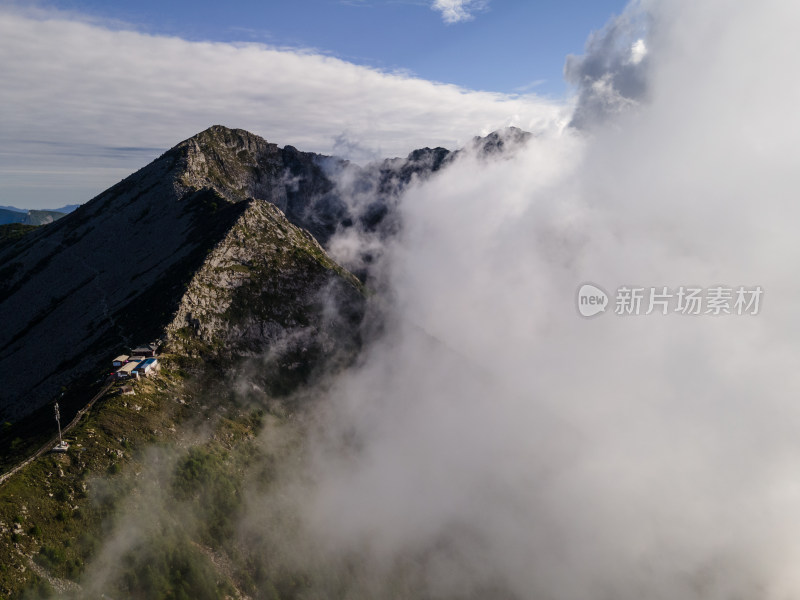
[54,402,63,446]
[52,402,69,452]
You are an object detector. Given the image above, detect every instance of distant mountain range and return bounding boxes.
[0,204,80,226]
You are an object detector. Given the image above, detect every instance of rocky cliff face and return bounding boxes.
[165,197,364,393]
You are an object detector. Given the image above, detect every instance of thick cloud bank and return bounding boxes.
[0,7,560,208]
[269,0,800,597]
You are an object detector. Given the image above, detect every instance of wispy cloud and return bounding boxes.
[431,0,489,24]
[513,79,547,93]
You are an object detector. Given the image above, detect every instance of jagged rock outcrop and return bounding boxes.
[172,125,455,246]
[165,198,364,392]
[175,126,344,244]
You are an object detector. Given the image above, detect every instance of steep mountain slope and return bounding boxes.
[165,198,365,394]
[0,126,364,422]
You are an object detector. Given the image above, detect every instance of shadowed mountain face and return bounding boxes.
[0,125,530,421]
[0,126,362,421]
[0,142,240,420]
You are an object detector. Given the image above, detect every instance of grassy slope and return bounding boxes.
[0,360,185,596]
[0,356,292,599]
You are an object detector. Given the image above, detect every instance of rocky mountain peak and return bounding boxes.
[470,126,533,155]
[175,125,283,204]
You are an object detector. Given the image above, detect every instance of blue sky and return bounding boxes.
[0,0,631,208]
[34,0,628,97]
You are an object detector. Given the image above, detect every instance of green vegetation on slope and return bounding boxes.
[0,362,187,596]
[0,349,325,599]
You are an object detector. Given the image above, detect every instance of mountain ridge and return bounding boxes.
[0,123,536,598]
[0,124,531,422]
[0,126,359,421]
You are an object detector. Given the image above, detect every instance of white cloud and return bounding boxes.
[0,7,561,208]
[431,0,489,24]
[244,0,800,596]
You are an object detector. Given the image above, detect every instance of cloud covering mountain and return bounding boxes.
[4,0,800,596]
[236,0,800,597]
